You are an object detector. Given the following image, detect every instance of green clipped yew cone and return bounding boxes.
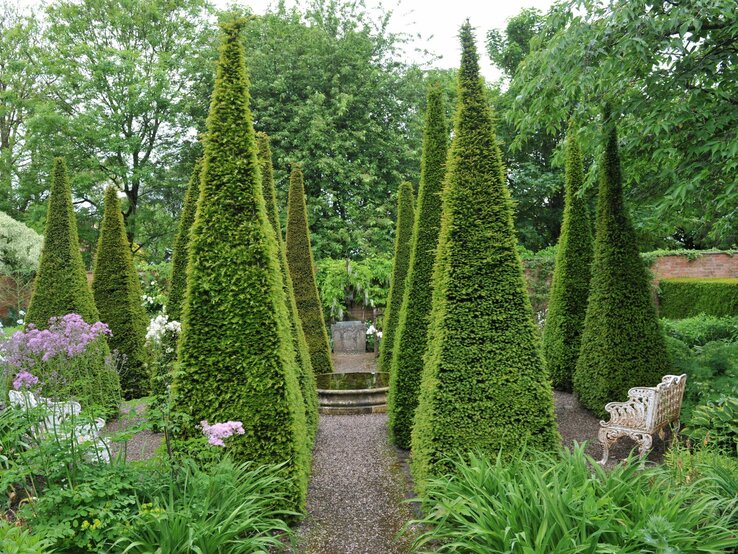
[542,124,593,391]
[388,84,448,449]
[411,22,559,491]
[285,165,334,375]
[378,182,415,375]
[172,21,309,512]
[26,158,99,328]
[257,132,319,440]
[92,187,149,399]
[573,108,670,417]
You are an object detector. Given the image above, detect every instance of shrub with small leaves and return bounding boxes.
[689,396,738,456]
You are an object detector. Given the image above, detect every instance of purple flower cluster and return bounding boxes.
[200,420,245,447]
[13,370,40,391]
[3,314,111,371]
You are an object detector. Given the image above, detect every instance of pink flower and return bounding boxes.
[13,370,40,391]
[200,420,245,447]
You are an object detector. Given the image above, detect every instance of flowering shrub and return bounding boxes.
[200,420,245,447]
[1,314,121,414]
[146,313,181,427]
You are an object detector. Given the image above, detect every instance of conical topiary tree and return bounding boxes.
[257,132,318,440]
[172,21,309,512]
[573,108,670,417]
[542,124,593,391]
[92,187,149,399]
[378,182,415,374]
[285,165,334,375]
[168,158,202,323]
[411,22,559,491]
[26,158,99,328]
[388,84,448,449]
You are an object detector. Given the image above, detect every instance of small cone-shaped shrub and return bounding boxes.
[411,22,559,491]
[542,124,593,391]
[378,182,415,374]
[172,21,308,511]
[285,165,334,375]
[26,158,99,328]
[388,84,448,449]
[168,158,202,323]
[573,109,670,416]
[257,132,318,440]
[92,187,150,399]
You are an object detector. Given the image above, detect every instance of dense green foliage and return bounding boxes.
[411,447,738,553]
[411,23,559,490]
[92,187,149,399]
[285,165,334,375]
[257,132,318,440]
[168,159,201,323]
[689,397,738,456]
[388,84,448,449]
[542,126,593,391]
[659,278,738,319]
[0,211,42,324]
[171,21,308,512]
[662,314,738,347]
[26,158,98,328]
[573,112,670,416]
[315,256,392,321]
[377,182,414,374]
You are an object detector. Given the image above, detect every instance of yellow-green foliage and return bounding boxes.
[659,278,738,319]
[168,159,201,323]
[388,84,448,449]
[411,23,559,492]
[285,165,334,375]
[257,132,318,440]
[542,125,593,391]
[573,109,670,417]
[171,21,309,512]
[92,187,149,399]
[26,158,99,328]
[378,182,415,374]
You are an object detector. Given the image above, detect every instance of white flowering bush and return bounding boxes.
[145,313,181,427]
[0,212,42,325]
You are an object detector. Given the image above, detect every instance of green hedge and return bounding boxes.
[659,278,738,319]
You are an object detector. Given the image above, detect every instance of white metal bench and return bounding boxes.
[8,390,109,462]
[598,374,687,465]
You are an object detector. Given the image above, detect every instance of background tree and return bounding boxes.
[172,21,309,512]
[542,125,593,391]
[0,211,42,323]
[573,110,670,416]
[411,23,558,491]
[26,158,98,328]
[92,187,149,399]
[378,182,414,374]
[286,165,334,375]
[388,84,448,449]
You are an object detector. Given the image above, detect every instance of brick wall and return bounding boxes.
[650,253,738,282]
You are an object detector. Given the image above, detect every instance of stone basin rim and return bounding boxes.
[316,386,389,395]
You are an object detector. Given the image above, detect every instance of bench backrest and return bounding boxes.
[650,374,687,430]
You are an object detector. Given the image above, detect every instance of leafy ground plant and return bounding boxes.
[0,520,52,554]
[409,445,738,553]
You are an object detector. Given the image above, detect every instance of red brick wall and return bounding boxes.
[650,253,738,282]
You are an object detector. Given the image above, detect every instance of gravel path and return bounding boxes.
[297,413,417,554]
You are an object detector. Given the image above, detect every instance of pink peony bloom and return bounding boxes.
[200,420,245,447]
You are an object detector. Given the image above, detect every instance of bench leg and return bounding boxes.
[598,428,653,465]
[635,432,653,459]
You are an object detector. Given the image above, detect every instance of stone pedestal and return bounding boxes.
[331,321,366,354]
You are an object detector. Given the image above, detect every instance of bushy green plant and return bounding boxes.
[257,132,318,440]
[285,165,334,374]
[138,261,171,317]
[542,124,593,391]
[573,109,670,417]
[411,22,558,491]
[0,521,52,554]
[689,396,738,456]
[316,256,392,321]
[26,158,99,328]
[378,182,414,374]
[92,187,150,399]
[662,314,738,347]
[410,446,738,553]
[388,83,448,449]
[659,278,738,319]
[171,21,309,512]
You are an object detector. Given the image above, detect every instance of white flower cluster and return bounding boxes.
[145,314,181,345]
[142,294,157,305]
[366,324,377,335]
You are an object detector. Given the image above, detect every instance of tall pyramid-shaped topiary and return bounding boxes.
[168,158,202,323]
[573,108,670,417]
[26,158,99,328]
[542,124,593,391]
[388,84,448,449]
[172,21,309,512]
[257,132,318,440]
[411,22,559,491]
[285,165,334,375]
[378,181,415,374]
[92,187,150,399]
